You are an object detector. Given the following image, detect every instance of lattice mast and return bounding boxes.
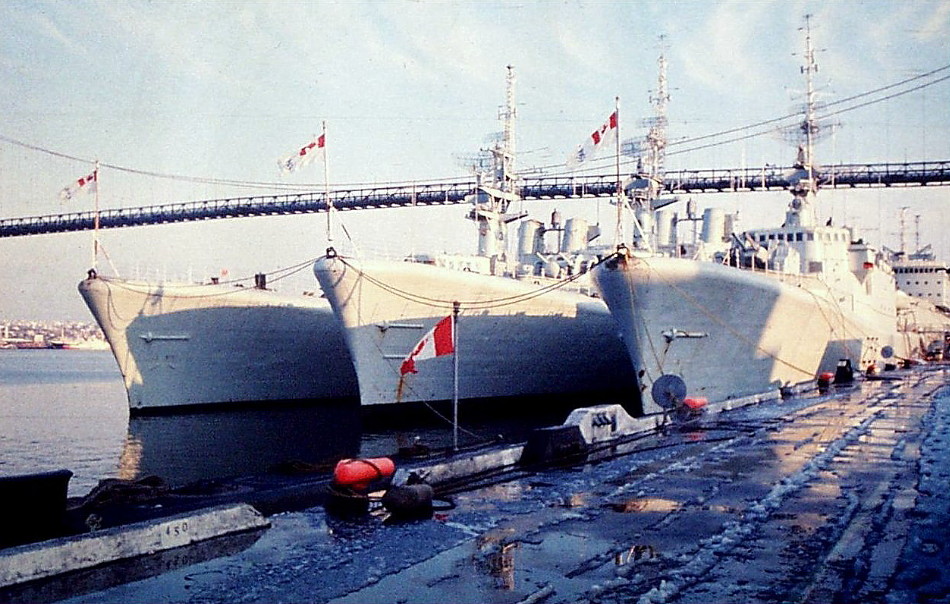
[646,41,670,200]
[497,64,517,200]
[786,14,822,227]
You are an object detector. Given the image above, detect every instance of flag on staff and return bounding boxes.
[59,170,98,200]
[567,110,618,168]
[399,315,455,376]
[278,134,326,173]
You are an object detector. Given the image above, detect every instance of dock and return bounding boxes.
[1,366,948,603]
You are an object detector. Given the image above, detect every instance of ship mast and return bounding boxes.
[786,14,821,228]
[467,65,524,274]
[647,41,670,202]
[900,206,909,254]
[499,64,517,200]
[627,41,670,251]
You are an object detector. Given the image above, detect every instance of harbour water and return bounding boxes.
[0,350,566,498]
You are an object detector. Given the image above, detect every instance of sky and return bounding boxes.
[1,0,949,321]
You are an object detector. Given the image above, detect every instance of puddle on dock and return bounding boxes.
[609,497,680,513]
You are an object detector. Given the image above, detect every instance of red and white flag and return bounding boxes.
[399,315,455,376]
[59,170,98,201]
[567,110,618,168]
[278,134,325,173]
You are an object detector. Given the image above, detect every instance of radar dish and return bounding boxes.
[483,131,504,145]
[621,138,644,158]
[651,374,687,409]
[453,150,493,175]
[881,345,894,359]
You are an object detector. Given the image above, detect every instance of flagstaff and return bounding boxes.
[452,300,460,451]
[322,121,331,242]
[614,96,622,246]
[93,160,100,270]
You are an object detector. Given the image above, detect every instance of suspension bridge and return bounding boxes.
[2,160,948,238]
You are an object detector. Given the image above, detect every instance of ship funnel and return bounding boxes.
[724,213,738,238]
[655,209,676,247]
[701,208,726,244]
[561,218,589,254]
[633,206,654,248]
[518,219,544,262]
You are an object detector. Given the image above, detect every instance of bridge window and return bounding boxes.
[795,232,803,241]
[759,234,766,243]
[807,233,815,241]
[778,233,785,241]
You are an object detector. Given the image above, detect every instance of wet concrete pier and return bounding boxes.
[9,367,950,603]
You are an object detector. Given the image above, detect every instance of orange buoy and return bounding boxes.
[682,397,707,411]
[332,457,396,491]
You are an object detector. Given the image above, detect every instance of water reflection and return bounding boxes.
[476,530,519,590]
[119,404,363,487]
[614,544,657,566]
[116,402,563,489]
[0,529,265,603]
[0,350,580,497]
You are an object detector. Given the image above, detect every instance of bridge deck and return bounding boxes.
[2,161,948,238]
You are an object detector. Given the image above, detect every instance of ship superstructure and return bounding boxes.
[889,212,950,309]
[887,223,950,359]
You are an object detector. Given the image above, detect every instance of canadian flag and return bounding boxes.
[567,110,618,168]
[399,315,455,376]
[278,134,326,173]
[59,170,98,201]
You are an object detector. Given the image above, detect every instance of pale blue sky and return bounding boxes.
[1,0,949,320]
